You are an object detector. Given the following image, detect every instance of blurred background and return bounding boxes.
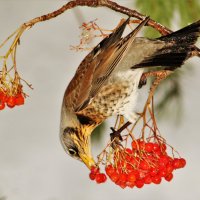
[0,1,200,200]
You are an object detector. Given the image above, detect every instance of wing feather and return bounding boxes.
[64,17,149,112]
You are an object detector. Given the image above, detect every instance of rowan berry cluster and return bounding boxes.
[0,90,25,110]
[89,139,186,189]
[89,166,107,184]
[0,71,26,110]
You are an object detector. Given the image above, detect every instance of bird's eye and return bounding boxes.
[68,148,77,156]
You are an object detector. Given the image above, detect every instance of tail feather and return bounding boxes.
[159,19,200,42]
[134,20,200,69]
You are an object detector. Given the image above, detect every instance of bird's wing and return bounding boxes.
[64,17,149,112]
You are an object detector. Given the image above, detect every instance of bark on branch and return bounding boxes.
[23,0,172,36]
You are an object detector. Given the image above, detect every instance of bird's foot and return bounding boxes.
[138,74,147,88]
[110,127,123,141]
[110,127,123,149]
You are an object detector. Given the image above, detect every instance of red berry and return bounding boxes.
[158,160,166,169]
[0,92,7,102]
[152,175,162,184]
[150,168,158,177]
[105,165,115,176]
[145,142,154,152]
[100,173,107,183]
[131,140,139,150]
[155,149,162,156]
[159,155,170,165]
[165,173,173,182]
[15,93,25,106]
[0,100,5,110]
[135,180,144,188]
[125,155,132,162]
[95,173,107,184]
[110,171,119,183]
[91,166,99,174]
[139,160,150,170]
[126,163,134,172]
[6,96,16,108]
[158,168,167,177]
[144,175,152,184]
[119,173,127,183]
[139,141,145,150]
[89,172,96,180]
[127,172,136,183]
[173,158,181,169]
[179,158,186,168]
[125,148,133,154]
[126,181,135,188]
[95,174,102,184]
[118,182,127,189]
[130,157,137,165]
[153,143,159,151]
[137,170,146,179]
[166,164,174,174]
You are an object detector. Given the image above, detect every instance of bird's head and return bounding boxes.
[60,104,96,169]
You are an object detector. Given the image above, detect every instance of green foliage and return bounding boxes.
[135,0,200,38]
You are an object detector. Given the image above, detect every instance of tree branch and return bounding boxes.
[23,0,172,36]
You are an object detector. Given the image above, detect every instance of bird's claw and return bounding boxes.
[138,76,147,88]
[110,127,123,149]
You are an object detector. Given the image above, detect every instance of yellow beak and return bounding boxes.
[79,154,96,169]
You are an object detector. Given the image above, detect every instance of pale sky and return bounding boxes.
[0,1,200,200]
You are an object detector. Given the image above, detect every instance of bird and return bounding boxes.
[60,16,200,169]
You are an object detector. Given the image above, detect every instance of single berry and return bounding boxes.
[144,175,152,184]
[139,141,145,150]
[135,180,144,188]
[150,168,158,177]
[126,181,135,188]
[95,173,107,184]
[159,155,170,165]
[145,142,154,152]
[105,165,115,176]
[100,173,107,183]
[89,172,96,180]
[125,148,133,154]
[15,93,25,106]
[179,158,186,168]
[173,158,181,169]
[152,175,162,184]
[119,173,127,183]
[139,160,150,170]
[131,140,139,150]
[153,143,159,151]
[158,168,167,177]
[110,171,119,183]
[165,173,173,182]
[127,172,136,183]
[6,96,16,108]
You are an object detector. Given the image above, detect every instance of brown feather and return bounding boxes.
[64,17,149,112]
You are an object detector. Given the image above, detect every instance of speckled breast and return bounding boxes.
[78,69,143,124]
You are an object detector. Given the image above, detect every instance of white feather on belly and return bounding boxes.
[111,69,144,123]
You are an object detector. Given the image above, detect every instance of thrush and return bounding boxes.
[60,17,200,169]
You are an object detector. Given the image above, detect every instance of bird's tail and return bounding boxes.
[134,20,200,69]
